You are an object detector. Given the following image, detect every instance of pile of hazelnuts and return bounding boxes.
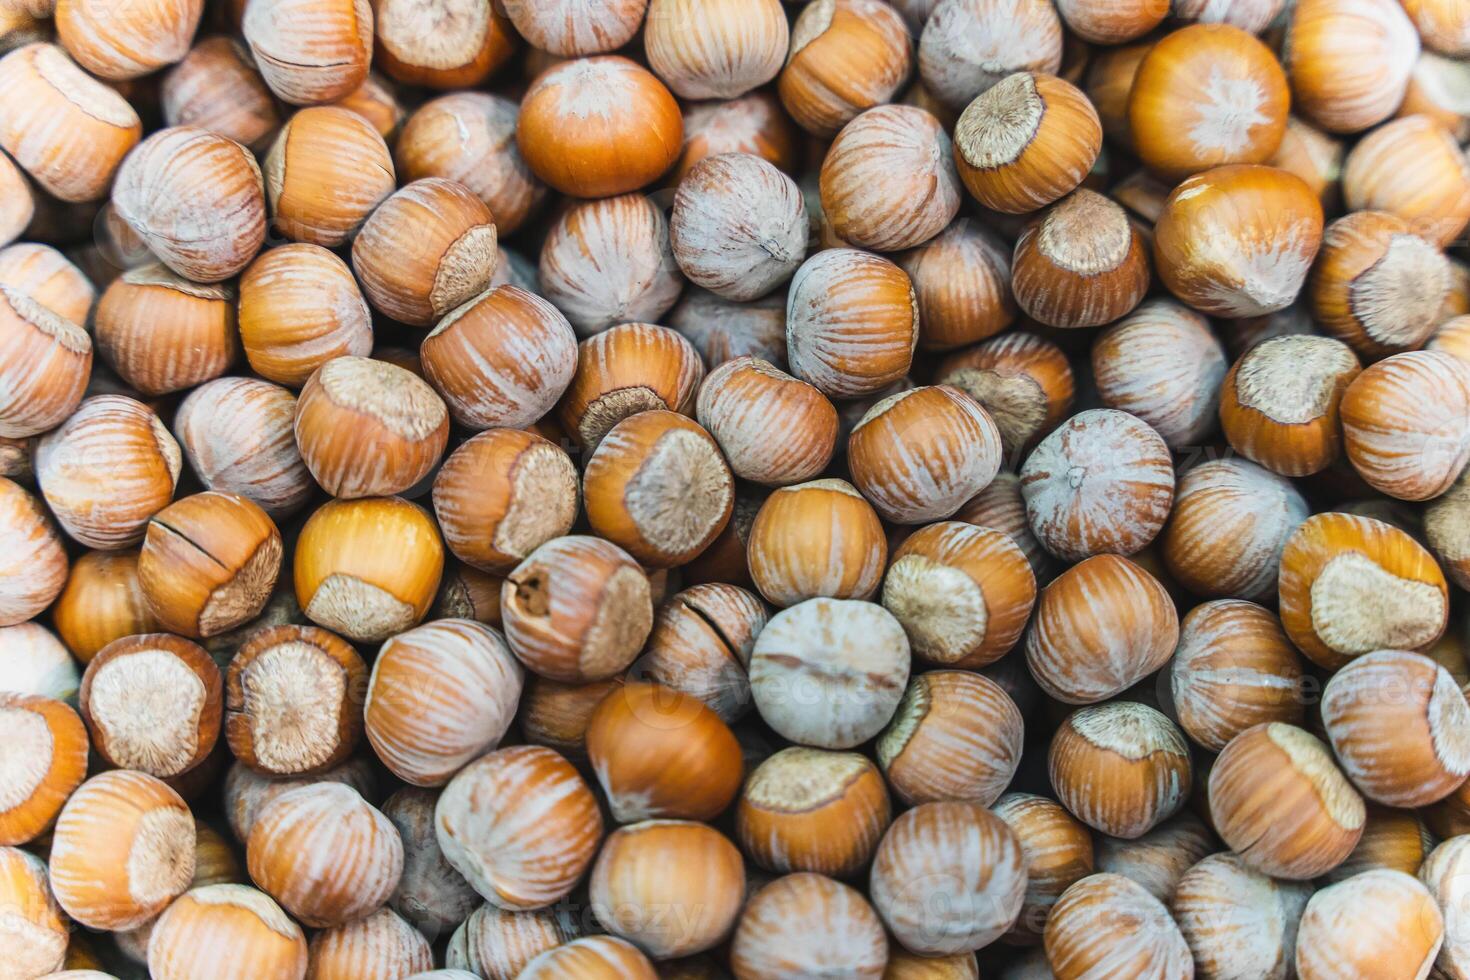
[7,0,1470,976]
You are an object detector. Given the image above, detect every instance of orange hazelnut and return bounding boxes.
[352,178,498,327]
[445,905,571,978]
[1020,409,1175,562]
[672,91,801,186]
[0,283,91,439]
[1268,115,1345,212]
[372,0,515,89]
[519,937,655,980]
[1218,334,1362,477]
[518,673,625,759]
[161,36,280,150]
[420,286,577,431]
[264,106,395,247]
[330,71,404,139]
[634,584,765,723]
[1084,39,1154,151]
[1210,723,1365,879]
[696,357,836,487]
[1286,0,1421,133]
[145,883,308,980]
[899,221,1016,352]
[243,0,370,104]
[1295,870,1444,979]
[55,0,201,80]
[293,496,445,642]
[501,535,653,683]
[1129,24,1289,180]
[517,56,682,199]
[871,801,1026,955]
[779,0,913,138]
[49,770,196,930]
[1044,873,1192,979]
[881,521,1036,669]
[1011,189,1151,328]
[238,244,373,387]
[0,477,67,627]
[1093,809,1215,903]
[0,150,32,248]
[1279,512,1448,670]
[248,782,402,928]
[50,549,157,662]
[307,907,431,980]
[433,562,505,627]
[226,624,366,777]
[436,745,603,910]
[747,479,888,607]
[583,410,733,568]
[878,670,1023,806]
[917,0,1062,111]
[1340,350,1470,501]
[0,846,69,977]
[1343,115,1470,247]
[0,43,141,202]
[953,72,1100,215]
[1398,51,1470,138]
[174,377,313,519]
[1172,852,1312,979]
[364,619,521,787]
[94,264,237,397]
[499,0,646,56]
[1324,804,1435,883]
[786,248,918,397]
[36,395,181,549]
[730,873,889,979]
[396,93,545,235]
[0,242,95,326]
[1048,702,1191,839]
[992,792,1094,944]
[0,692,86,845]
[138,491,282,638]
[935,332,1073,463]
[1056,0,1167,43]
[222,756,377,844]
[1026,555,1178,704]
[736,746,891,877]
[750,598,910,748]
[539,194,683,337]
[1404,0,1470,52]
[645,0,787,100]
[1154,164,1323,318]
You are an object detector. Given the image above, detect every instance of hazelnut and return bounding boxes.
[992,792,1094,943]
[222,755,377,844]
[381,788,480,940]
[1011,189,1151,328]
[0,151,33,248]
[0,847,68,977]
[372,0,515,89]
[436,745,604,910]
[953,72,1100,215]
[1095,811,1215,905]
[0,692,87,845]
[1056,0,1167,43]
[749,597,910,749]
[672,91,801,185]
[1285,0,1420,133]
[55,0,202,80]
[1025,555,1179,704]
[878,669,1023,806]
[50,550,155,663]
[36,395,182,550]
[1404,0,1470,52]
[1172,852,1312,980]
[0,477,67,627]
[899,221,1016,352]
[871,801,1026,955]
[561,324,704,453]
[1295,870,1443,978]
[0,623,80,700]
[1218,334,1362,477]
[1340,350,1470,501]
[779,0,913,138]
[444,903,573,979]
[146,884,307,980]
[918,0,1063,111]
[1129,25,1289,180]
[264,105,395,247]
[238,244,373,387]
[730,873,889,979]
[365,619,522,787]
[1161,459,1310,601]
[644,0,787,100]
[1044,873,1192,979]
[293,496,445,642]
[1154,164,1323,318]
[1020,409,1175,562]
[1278,512,1448,669]
[0,283,91,439]
[243,0,371,104]
[881,521,1036,668]
[539,194,683,337]
[583,410,733,568]
[1084,39,1154,150]
[161,36,280,150]
[174,377,314,519]
[433,562,505,627]
[518,673,625,759]
[248,782,403,928]
[49,770,197,930]
[1343,115,1470,247]
[1048,701,1191,839]
[112,126,267,283]
[587,681,742,823]
[1419,837,1470,977]
[786,248,919,397]
[1268,116,1345,211]
[352,178,498,327]
[0,43,141,202]
[696,357,836,487]
[1426,468,1470,589]
[499,0,647,56]
[138,491,282,638]
[936,332,1074,462]
[517,57,682,199]
[1316,214,1451,359]
[331,72,405,138]
[0,242,95,326]
[1324,804,1435,883]
[500,535,653,683]
[632,584,763,722]
[95,265,237,397]
[519,937,656,979]
[307,908,432,980]
[227,624,366,777]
